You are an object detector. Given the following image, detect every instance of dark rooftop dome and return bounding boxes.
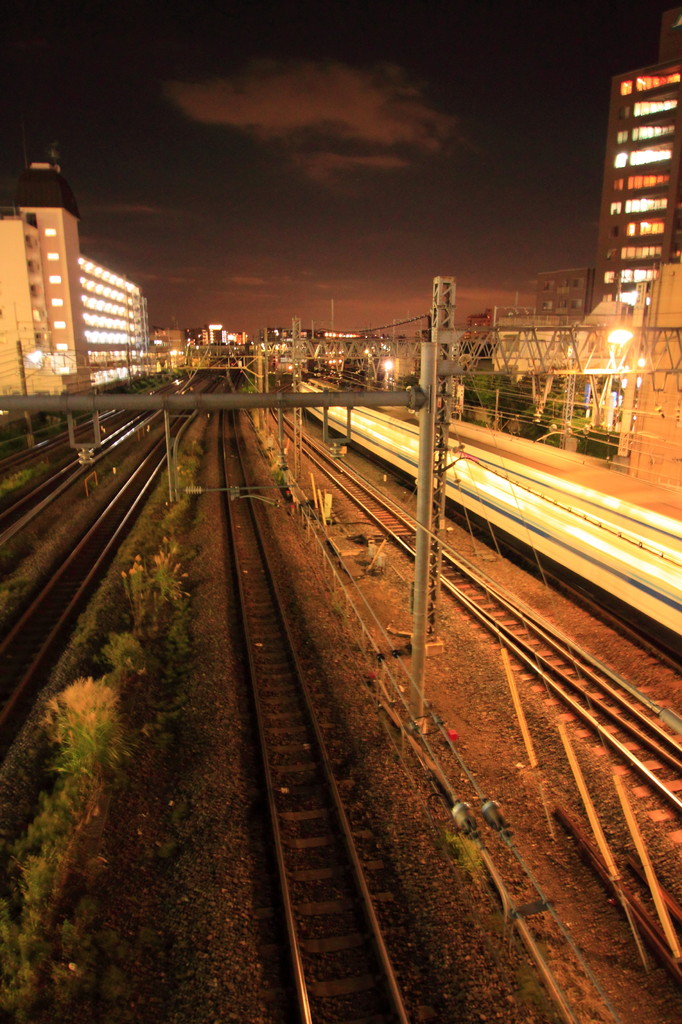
[15,163,80,219]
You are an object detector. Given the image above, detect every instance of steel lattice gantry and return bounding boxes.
[291,317,303,482]
[429,277,457,638]
[201,323,682,390]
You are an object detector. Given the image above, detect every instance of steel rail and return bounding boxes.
[0,399,201,756]
[0,410,122,473]
[222,408,411,1024]
[554,804,682,987]
[0,412,156,545]
[292,426,682,818]
[0,438,168,747]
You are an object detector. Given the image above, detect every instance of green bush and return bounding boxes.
[42,678,128,783]
[443,830,486,884]
[121,539,189,639]
[101,632,148,689]
[0,464,46,501]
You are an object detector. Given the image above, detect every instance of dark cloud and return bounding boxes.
[165,60,456,183]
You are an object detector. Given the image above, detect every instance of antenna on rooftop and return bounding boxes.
[46,140,61,172]
[21,116,28,168]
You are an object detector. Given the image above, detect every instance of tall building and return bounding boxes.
[594,6,682,307]
[0,162,148,394]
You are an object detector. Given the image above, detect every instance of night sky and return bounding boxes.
[0,0,676,335]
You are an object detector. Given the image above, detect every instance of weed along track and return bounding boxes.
[0,428,182,756]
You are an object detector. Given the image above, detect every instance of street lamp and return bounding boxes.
[607,328,634,370]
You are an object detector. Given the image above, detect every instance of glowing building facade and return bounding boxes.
[595,7,682,306]
[0,162,148,394]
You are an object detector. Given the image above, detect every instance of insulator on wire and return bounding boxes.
[184,484,204,495]
[481,799,512,838]
[451,801,478,839]
[77,448,94,465]
[659,707,682,735]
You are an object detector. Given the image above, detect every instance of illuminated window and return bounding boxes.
[620,80,633,95]
[47,252,59,261]
[610,202,622,215]
[56,343,68,351]
[632,124,674,140]
[620,245,662,258]
[51,297,64,307]
[44,228,57,237]
[54,321,66,329]
[613,178,624,190]
[627,173,669,189]
[635,268,657,282]
[634,98,677,116]
[620,268,657,282]
[614,152,628,168]
[49,275,62,284]
[625,196,667,213]
[604,271,616,283]
[617,130,628,143]
[618,288,639,304]
[629,146,672,165]
[636,71,681,91]
[638,220,664,235]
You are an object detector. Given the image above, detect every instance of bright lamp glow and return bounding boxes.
[608,329,634,348]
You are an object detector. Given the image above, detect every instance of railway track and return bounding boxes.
[0,409,124,473]
[0,413,193,757]
[268,416,682,995]
[221,409,411,1023]
[0,411,155,542]
[287,425,682,821]
[0,380,196,542]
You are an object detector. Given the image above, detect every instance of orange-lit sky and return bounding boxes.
[0,0,676,335]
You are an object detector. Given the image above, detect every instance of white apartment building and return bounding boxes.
[0,162,148,394]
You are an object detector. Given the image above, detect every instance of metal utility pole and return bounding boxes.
[411,276,456,723]
[292,316,303,482]
[255,341,265,433]
[561,367,576,450]
[16,340,35,447]
[262,334,270,445]
[429,276,456,636]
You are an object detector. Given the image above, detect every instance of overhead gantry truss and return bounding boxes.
[248,323,682,385]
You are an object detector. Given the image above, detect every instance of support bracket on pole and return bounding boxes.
[67,411,101,464]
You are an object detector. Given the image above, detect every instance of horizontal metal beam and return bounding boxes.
[0,387,426,414]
